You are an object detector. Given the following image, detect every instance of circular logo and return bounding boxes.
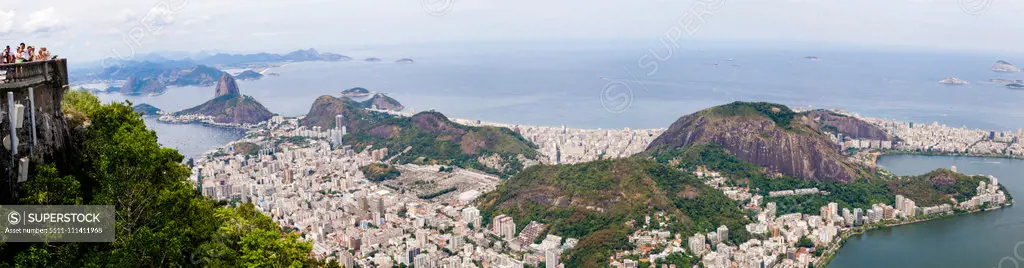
[600,80,634,114]
[421,0,456,16]
[960,0,993,15]
[8,211,20,225]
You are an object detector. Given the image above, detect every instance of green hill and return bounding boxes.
[648,144,998,215]
[478,157,750,267]
[176,94,274,124]
[645,101,866,183]
[346,111,538,177]
[300,96,537,177]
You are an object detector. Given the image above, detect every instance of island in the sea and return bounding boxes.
[340,87,373,97]
[1008,83,1024,89]
[234,70,264,81]
[395,58,415,64]
[364,57,383,62]
[992,60,1020,72]
[938,77,968,85]
[132,103,163,116]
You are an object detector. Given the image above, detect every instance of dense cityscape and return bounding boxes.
[190,109,1016,268]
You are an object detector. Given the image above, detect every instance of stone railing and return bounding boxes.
[0,59,68,89]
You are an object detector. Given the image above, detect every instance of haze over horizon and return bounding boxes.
[1,0,1023,61]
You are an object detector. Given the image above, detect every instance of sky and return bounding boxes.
[0,0,1021,61]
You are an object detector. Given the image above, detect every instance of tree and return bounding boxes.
[4,94,322,266]
[796,236,815,248]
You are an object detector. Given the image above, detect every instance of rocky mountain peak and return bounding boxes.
[214,73,240,98]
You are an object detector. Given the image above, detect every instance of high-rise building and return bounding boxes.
[462,207,481,229]
[707,231,720,246]
[373,196,385,215]
[545,249,560,268]
[903,198,917,218]
[414,254,433,268]
[717,225,729,243]
[416,229,431,248]
[688,233,708,256]
[493,215,516,239]
[895,195,905,215]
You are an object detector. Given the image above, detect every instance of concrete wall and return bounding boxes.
[0,59,73,202]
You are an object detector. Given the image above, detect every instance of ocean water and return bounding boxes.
[830,155,1024,268]
[95,45,1024,131]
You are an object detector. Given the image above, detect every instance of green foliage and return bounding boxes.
[232,142,262,156]
[796,236,815,248]
[478,158,751,267]
[19,164,82,205]
[649,143,763,186]
[418,187,457,199]
[346,112,537,177]
[360,163,401,182]
[276,136,311,147]
[708,101,796,128]
[758,177,893,215]
[4,92,320,266]
[655,252,698,267]
[887,169,986,207]
[62,89,103,127]
[819,124,840,135]
[653,144,894,215]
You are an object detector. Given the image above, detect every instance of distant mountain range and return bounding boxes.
[73,49,357,95]
[195,48,352,67]
[99,62,224,95]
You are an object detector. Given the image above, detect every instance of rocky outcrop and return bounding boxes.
[214,74,240,98]
[802,110,891,141]
[645,102,863,183]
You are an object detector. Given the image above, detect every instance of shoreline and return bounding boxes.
[878,150,1024,161]
[816,200,1015,267]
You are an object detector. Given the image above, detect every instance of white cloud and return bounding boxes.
[21,7,64,34]
[0,9,14,34]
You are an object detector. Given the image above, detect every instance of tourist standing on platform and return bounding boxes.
[1,46,10,64]
[38,47,51,60]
